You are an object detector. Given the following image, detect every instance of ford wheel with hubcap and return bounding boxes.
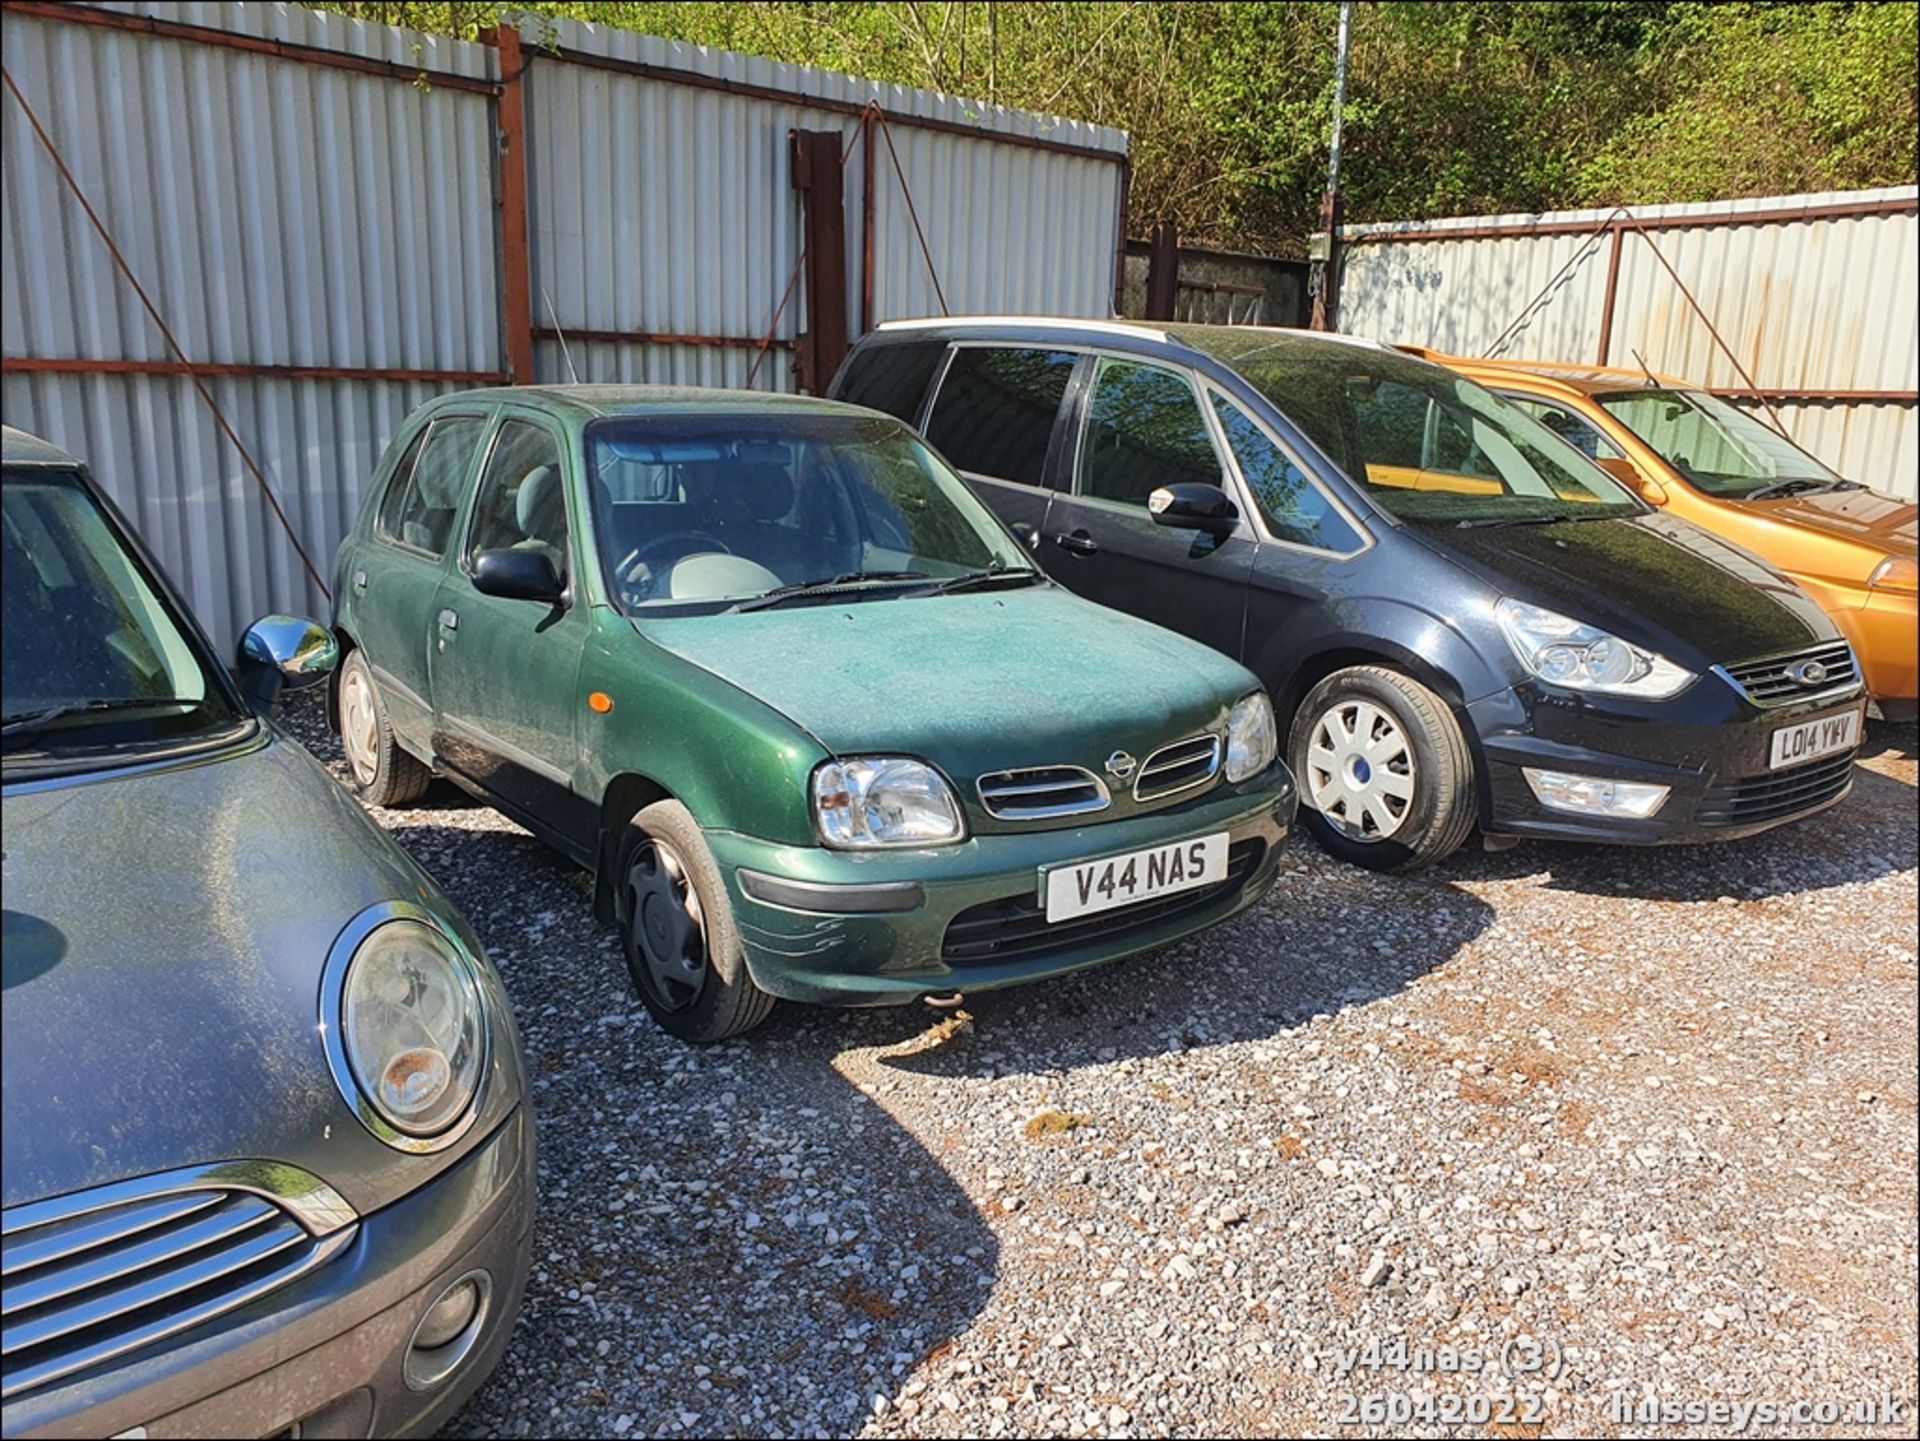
[1289,665,1475,871]
[617,799,775,1043]
[336,649,430,808]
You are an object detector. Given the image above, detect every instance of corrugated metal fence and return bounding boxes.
[1335,187,1920,502]
[1,1,1127,645]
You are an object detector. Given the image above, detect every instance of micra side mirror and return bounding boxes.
[237,614,338,712]
[472,548,567,604]
[1148,483,1239,535]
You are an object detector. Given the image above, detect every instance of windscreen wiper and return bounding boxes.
[1746,477,1848,500]
[0,697,194,738]
[1454,511,1617,530]
[912,565,1044,596]
[727,570,930,614]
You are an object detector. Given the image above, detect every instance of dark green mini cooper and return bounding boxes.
[332,388,1297,1041]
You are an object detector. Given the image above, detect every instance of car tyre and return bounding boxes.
[336,649,431,808]
[617,800,776,1044]
[1290,666,1475,872]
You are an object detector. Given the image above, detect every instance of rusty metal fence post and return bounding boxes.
[791,128,850,393]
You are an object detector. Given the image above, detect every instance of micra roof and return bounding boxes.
[1,425,81,467]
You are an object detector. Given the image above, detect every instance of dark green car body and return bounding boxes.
[331,388,1296,1014]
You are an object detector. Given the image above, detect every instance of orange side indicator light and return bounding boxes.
[588,691,613,714]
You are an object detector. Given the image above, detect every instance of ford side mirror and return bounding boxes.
[237,614,338,712]
[1148,483,1239,535]
[472,548,566,604]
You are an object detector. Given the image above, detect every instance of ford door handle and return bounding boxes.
[1055,529,1100,556]
[437,609,459,632]
[351,570,367,594]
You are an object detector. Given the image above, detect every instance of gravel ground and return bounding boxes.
[286,697,1917,1438]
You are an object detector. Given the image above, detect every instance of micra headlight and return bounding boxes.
[1496,597,1694,700]
[321,904,490,1152]
[812,756,966,849]
[1224,691,1277,782]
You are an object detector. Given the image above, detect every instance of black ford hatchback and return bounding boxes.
[832,320,1867,870]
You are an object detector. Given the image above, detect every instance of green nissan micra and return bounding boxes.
[331,387,1297,1041]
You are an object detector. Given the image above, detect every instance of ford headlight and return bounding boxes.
[1224,691,1277,782]
[812,756,965,848]
[1496,598,1693,700]
[324,909,489,1151]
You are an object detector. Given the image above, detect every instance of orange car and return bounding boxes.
[1405,350,1918,721]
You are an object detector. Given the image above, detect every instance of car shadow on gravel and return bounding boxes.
[277,700,1000,1438]
[343,817,1003,1440]
[868,852,1496,1083]
[1862,717,1917,765]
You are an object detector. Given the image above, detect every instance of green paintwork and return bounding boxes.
[333,387,1297,1005]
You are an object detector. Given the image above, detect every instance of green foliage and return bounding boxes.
[333,1,1917,248]
[1579,3,1920,203]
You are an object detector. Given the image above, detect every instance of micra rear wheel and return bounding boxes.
[617,800,775,1044]
[336,649,430,808]
[1290,665,1475,872]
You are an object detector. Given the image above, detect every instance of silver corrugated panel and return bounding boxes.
[522,17,1127,383]
[1,3,499,643]
[4,2,1130,646]
[2,370,450,647]
[1339,187,1919,500]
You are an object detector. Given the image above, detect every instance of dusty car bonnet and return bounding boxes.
[636,585,1257,770]
[0,731,496,1215]
[1419,510,1836,666]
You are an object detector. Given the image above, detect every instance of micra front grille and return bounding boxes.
[1696,750,1857,827]
[942,839,1262,965]
[1132,735,1223,803]
[1,1171,356,1399]
[977,765,1109,820]
[1720,641,1860,707]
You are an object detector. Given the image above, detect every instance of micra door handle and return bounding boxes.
[351,570,367,594]
[437,609,459,631]
[1055,529,1100,556]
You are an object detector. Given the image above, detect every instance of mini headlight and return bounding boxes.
[812,756,965,849]
[1496,597,1694,700]
[1224,691,1277,783]
[338,917,488,1143]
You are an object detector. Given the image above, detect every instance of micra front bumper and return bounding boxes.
[706,769,1297,1006]
[3,1108,534,1441]
[1468,675,1867,845]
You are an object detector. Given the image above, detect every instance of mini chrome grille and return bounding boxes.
[977,765,1109,820]
[1721,641,1859,707]
[1132,734,1223,802]
[2,1173,355,1399]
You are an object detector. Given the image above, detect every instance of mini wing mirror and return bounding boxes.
[1011,521,1042,551]
[472,548,566,604]
[1148,482,1239,535]
[1595,456,1667,505]
[237,614,338,712]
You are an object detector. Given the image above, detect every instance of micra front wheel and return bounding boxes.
[616,799,776,1043]
[1290,665,1476,872]
[336,649,431,808]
